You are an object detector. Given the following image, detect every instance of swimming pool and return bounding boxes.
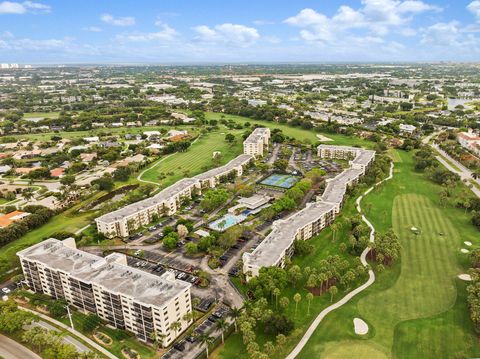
[208,213,248,231]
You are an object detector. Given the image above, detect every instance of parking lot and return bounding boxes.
[161,305,232,359]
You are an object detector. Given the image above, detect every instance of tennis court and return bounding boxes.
[260,173,299,189]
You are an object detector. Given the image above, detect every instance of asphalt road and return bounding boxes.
[0,334,41,359]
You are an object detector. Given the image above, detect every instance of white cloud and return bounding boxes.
[468,1,480,20]
[421,21,461,46]
[285,1,439,43]
[82,26,102,32]
[101,13,135,27]
[0,1,50,14]
[193,23,259,46]
[118,23,178,42]
[253,19,274,25]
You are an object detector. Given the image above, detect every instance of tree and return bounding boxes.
[216,318,228,344]
[185,242,198,255]
[279,296,289,311]
[288,265,302,287]
[273,287,281,309]
[264,341,275,356]
[113,166,131,181]
[331,224,338,242]
[92,175,114,191]
[198,333,213,357]
[170,321,182,337]
[306,292,314,315]
[21,187,35,202]
[229,307,241,332]
[177,224,188,239]
[328,285,338,302]
[293,293,301,317]
[273,159,288,172]
[60,175,75,186]
[276,333,287,349]
[163,232,179,250]
[225,133,236,144]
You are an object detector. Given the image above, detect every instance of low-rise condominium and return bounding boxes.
[243,145,375,279]
[96,154,253,238]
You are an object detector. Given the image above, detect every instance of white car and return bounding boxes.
[2,288,11,294]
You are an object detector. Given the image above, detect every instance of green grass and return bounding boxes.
[217,183,372,359]
[61,311,156,359]
[6,125,196,142]
[205,112,374,148]
[23,112,60,119]
[140,130,244,187]
[295,150,480,359]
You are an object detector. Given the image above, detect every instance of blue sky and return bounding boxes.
[0,0,479,63]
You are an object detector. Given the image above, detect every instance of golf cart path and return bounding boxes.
[286,161,394,359]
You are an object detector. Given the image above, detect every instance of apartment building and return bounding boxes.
[243,127,271,157]
[458,131,480,157]
[243,145,375,280]
[96,154,253,238]
[18,238,192,347]
[243,201,336,278]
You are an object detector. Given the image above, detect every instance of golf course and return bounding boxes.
[295,149,480,359]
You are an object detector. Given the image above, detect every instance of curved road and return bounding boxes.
[0,334,40,359]
[286,162,394,359]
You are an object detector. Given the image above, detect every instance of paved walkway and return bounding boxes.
[286,162,394,359]
[0,334,40,359]
[19,306,118,359]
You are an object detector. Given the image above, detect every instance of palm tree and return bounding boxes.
[273,287,281,309]
[293,293,301,317]
[215,318,228,344]
[331,224,338,242]
[328,286,338,302]
[306,292,314,315]
[228,307,241,332]
[169,321,181,337]
[198,333,213,357]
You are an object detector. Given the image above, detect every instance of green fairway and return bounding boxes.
[295,150,480,359]
[139,130,243,187]
[205,112,373,148]
[23,111,60,119]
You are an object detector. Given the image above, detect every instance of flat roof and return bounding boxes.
[18,238,190,308]
[352,150,375,166]
[245,201,336,268]
[321,168,363,203]
[97,154,253,224]
[243,128,269,145]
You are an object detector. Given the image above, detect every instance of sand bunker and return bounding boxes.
[461,248,470,253]
[316,134,333,142]
[353,318,369,335]
[458,274,472,281]
[464,241,472,246]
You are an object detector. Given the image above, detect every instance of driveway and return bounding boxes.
[0,334,40,359]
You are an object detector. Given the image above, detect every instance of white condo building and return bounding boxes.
[243,127,270,157]
[18,238,192,346]
[96,154,253,237]
[243,145,375,279]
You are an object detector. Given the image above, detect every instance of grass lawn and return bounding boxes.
[205,112,374,148]
[217,182,372,359]
[140,130,244,187]
[295,149,480,359]
[23,112,60,119]
[61,311,157,359]
[6,124,196,142]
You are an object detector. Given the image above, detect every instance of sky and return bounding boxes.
[0,0,480,63]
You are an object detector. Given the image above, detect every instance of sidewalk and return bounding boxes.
[19,306,118,359]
